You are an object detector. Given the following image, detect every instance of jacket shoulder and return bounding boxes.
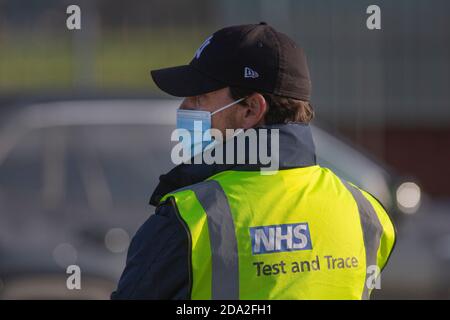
[111,202,190,299]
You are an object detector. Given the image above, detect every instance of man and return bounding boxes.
[112,22,396,300]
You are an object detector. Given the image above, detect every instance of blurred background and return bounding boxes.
[0,0,449,299]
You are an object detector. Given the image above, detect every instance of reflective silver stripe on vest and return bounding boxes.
[341,179,383,300]
[190,180,239,300]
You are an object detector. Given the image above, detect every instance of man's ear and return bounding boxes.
[241,93,267,129]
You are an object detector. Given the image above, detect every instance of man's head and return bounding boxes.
[151,22,313,136]
[178,87,314,138]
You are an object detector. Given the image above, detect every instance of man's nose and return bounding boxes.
[179,97,196,110]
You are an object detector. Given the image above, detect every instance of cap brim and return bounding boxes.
[151,65,227,97]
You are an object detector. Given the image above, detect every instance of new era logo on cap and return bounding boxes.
[244,67,259,79]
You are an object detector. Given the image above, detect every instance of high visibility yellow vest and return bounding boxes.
[161,165,396,300]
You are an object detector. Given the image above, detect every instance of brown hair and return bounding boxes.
[229,87,314,125]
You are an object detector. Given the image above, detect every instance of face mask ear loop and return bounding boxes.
[211,97,247,116]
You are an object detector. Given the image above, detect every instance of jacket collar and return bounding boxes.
[149,123,316,206]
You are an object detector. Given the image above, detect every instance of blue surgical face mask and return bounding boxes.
[176,97,246,158]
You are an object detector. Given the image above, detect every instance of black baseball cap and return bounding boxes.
[150,22,312,101]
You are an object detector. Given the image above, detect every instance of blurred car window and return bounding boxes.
[0,128,44,227]
[64,124,173,216]
[0,123,174,249]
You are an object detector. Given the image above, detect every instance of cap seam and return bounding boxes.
[266,27,281,93]
[230,24,262,74]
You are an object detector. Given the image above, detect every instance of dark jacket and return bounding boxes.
[111,123,317,299]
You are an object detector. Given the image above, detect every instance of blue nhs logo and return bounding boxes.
[250,223,312,255]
